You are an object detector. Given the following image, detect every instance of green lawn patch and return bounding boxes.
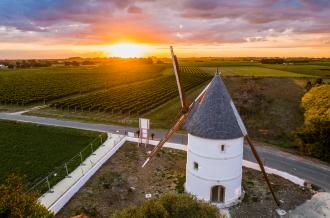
[0,119,106,186]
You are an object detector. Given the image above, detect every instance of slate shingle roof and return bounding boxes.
[184,74,245,139]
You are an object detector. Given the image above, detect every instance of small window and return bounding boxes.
[193,162,199,170]
[221,144,225,152]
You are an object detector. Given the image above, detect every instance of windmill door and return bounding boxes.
[211,185,225,203]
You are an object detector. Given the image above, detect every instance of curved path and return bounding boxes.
[0,112,329,191]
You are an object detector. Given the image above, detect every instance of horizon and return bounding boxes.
[0,0,329,59]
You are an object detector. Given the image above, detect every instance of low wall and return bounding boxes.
[242,160,305,187]
[48,136,126,214]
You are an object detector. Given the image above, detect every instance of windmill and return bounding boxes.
[142,46,284,212]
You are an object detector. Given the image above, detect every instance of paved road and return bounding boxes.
[1,112,329,191]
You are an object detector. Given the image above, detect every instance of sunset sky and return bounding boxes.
[0,0,329,59]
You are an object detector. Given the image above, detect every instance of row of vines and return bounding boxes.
[51,67,211,115]
[0,64,166,105]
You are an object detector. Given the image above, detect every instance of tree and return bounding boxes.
[112,193,223,218]
[301,84,329,124]
[294,84,330,162]
[0,174,54,218]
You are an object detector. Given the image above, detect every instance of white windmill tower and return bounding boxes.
[142,47,282,210]
[184,72,246,207]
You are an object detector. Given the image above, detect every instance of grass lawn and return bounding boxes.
[202,66,314,77]
[0,119,106,186]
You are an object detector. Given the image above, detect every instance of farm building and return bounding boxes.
[0,64,8,69]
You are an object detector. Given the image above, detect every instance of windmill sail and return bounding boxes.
[170,46,187,111]
[142,112,187,168]
[142,46,189,168]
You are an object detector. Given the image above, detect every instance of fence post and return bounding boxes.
[65,163,71,178]
[80,152,83,164]
[46,176,53,193]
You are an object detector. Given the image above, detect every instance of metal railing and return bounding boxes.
[26,133,108,195]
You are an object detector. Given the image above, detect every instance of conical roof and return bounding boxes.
[184,74,246,139]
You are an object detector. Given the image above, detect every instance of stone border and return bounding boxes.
[45,135,126,214]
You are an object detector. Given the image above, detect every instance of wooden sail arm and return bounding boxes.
[170,46,187,112]
[142,113,187,168]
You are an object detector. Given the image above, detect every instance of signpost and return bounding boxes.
[139,118,150,146]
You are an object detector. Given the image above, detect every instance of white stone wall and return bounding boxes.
[185,134,244,207]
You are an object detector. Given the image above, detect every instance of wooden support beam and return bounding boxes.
[245,135,280,207]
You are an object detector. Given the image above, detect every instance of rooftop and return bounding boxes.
[184,74,246,139]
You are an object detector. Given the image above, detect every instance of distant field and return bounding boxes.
[310,61,330,66]
[0,119,106,186]
[0,64,167,105]
[260,64,330,77]
[180,60,258,67]
[202,66,314,77]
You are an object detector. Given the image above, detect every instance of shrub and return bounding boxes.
[112,193,223,218]
[175,175,185,194]
[0,174,54,218]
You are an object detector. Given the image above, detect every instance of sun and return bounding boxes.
[107,42,147,58]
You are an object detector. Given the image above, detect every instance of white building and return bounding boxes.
[0,64,8,69]
[184,74,247,208]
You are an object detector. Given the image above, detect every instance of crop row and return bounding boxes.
[51,67,211,115]
[0,64,166,105]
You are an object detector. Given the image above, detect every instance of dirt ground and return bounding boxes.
[57,142,313,218]
[230,168,313,218]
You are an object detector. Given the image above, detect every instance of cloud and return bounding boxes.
[127,5,143,14]
[0,0,329,51]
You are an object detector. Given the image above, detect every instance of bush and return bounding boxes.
[294,84,330,162]
[112,194,223,218]
[175,175,185,193]
[0,174,54,218]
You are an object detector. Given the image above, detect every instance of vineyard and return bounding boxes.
[0,64,166,105]
[50,67,211,115]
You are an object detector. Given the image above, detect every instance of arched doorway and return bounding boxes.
[211,185,225,203]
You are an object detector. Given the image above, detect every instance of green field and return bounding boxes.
[260,64,330,77]
[202,66,315,77]
[0,119,106,187]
